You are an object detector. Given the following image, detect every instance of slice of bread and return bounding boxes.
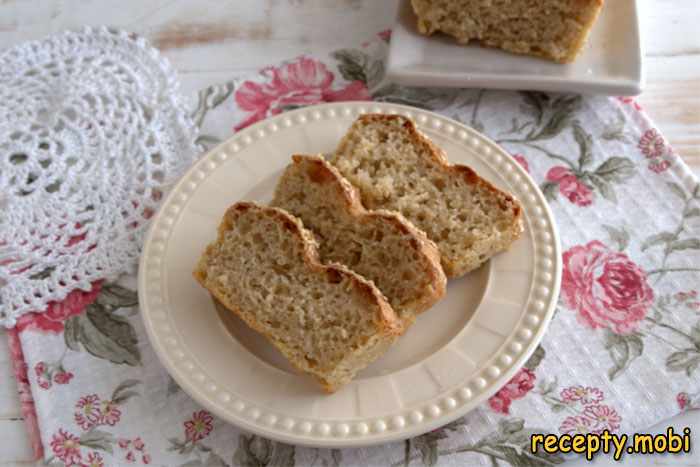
[272,154,446,323]
[331,114,523,278]
[193,202,403,392]
[410,0,603,63]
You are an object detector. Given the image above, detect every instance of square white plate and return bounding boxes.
[387,0,643,95]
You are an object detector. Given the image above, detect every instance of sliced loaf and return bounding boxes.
[272,154,446,323]
[193,202,403,392]
[331,114,523,278]
[410,0,603,63]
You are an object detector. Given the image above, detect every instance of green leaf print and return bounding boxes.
[641,232,676,252]
[667,182,688,201]
[372,83,458,110]
[333,49,368,83]
[232,435,295,467]
[541,181,558,202]
[168,376,183,396]
[518,92,549,130]
[602,225,630,251]
[192,82,236,128]
[111,378,141,404]
[96,283,138,310]
[691,323,700,347]
[593,157,636,183]
[332,48,384,89]
[667,350,700,377]
[398,418,563,466]
[524,345,546,371]
[683,207,700,218]
[79,428,115,454]
[668,238,700,252]
[588,174,616,203]
[600,107,630,142]
[604,330,644,380]
[572,121,593,169]
[330,449,343,467]
[64,316,82,351]
[533,95,581,140]
[63,302,141,365]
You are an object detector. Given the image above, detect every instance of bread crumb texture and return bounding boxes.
[272,155,446,322]
[193,202,402,392]
[332,115,523,277]
[410,0,603,63]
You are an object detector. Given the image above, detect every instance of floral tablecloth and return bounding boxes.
[7,30,700,466]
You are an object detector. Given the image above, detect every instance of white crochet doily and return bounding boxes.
[0,27,198,327]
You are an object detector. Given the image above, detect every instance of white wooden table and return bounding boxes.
[1,1,698,465]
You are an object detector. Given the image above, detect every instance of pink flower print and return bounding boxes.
[584,404,622,432]
[99,400,121,426]
[649,159,671,174]
[559,415,594,435]
[501,368,536,399]
[50,429,82,465]
[185,410,214,442]
[560,386,604,405]
[133,437,145,451]
[233,56,371,131]
[54,370,74,385]
[378,29,392,42]
[616,96,643,112]
[75,394,101,430]
[85,451,104,467]
[487,368,535,415]
[34,361,46,377]
[638,129,665,159]
[8,329,43,459]
[143,454,152,464]
[35,361,52,390]
[676,292,690,301]
[16,281,102,334]
[677,392,690,411]
[512,154,530,173]
[689,302,700,311]
[488,393,512,415]
[546,167,593,207]
[562,241,654,335]
[118,438,131,449]
[125,450,136,463]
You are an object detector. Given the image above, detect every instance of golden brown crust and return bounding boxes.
[193,202,404,393]
[285,155,447,319]
[357,114,524,241]
[193,202,403,340]
[561,0,603,63]
[411,0,603,63]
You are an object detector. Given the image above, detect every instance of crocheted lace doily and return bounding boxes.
[0,27,198,327]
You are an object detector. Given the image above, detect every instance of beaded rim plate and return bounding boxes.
[387,0,644,96]
[138,102,562,447]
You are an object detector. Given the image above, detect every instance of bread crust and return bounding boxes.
[193,202,403,392]
[411,0,604,63]
[274,155,447,321]
[333,114,524,278]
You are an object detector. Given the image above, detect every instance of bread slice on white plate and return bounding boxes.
[272,154,446,323]
[410,0,603,64]
[193,202,403,393]
[331,114,523,278]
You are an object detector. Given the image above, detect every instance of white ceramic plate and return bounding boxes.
[138,102,562,447]
[387,0,643,95]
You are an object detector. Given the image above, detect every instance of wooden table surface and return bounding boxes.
[0,1,698,465]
